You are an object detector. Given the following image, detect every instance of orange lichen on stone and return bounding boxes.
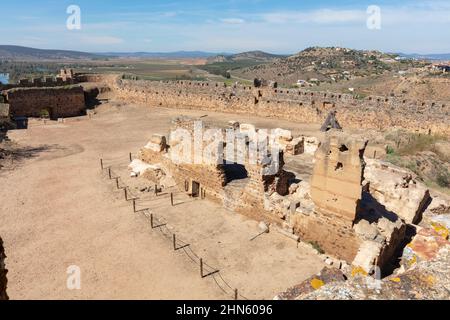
[310,278,325,290]
[351,266,368,278]
[425,275,436,286]
[407,255,418,267]
[431,222,450,240]
[403,228,450,268]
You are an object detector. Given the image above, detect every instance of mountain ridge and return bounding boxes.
[207,50,287,64]
[0,45,100,60]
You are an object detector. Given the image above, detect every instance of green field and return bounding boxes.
[197,61,263,78]
[0,58,259,85]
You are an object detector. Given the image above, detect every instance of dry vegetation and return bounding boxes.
[384,130,450,191]
[233,47,411,85]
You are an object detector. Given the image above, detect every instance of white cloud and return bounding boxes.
[17,36,48,47]
[260,9,366,24]
[3,1,450,53]
[258,4,450,26]
[220,18,245,24]
[161,12,177,18]
[79,35,124,45]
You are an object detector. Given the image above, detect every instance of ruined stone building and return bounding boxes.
[0,69,92,120]
[292,134,406,271]
[0,68,92,120]
[3,86,86,119]
[59,68,75,82]
[136,118,410,274]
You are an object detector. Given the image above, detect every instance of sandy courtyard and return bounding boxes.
[0,102,325,300]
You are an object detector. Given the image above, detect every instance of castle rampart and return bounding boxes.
[103,77,449,136]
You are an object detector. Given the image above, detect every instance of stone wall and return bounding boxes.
[139,119,290,222]
[4,86,86,119]
[101,77,449,136]
[293,133,406,270]
[310,135,367,221]
[139,120,228,202]
[0,236,8,300]
[0,76,76,91]
[295,135,368,261]
[138,120,407,272]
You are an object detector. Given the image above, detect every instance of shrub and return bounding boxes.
[437,172,450,188]
[386,145,395,155]
[40,109,50,119]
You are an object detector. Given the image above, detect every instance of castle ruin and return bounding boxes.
[0,69,88,120]
[135,118,408,273]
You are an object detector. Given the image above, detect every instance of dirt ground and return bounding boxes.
[0,102,326,300]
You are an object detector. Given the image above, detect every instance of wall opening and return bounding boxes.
[192,181,200,198]
[224,163,248,183]
[339,144,349,152]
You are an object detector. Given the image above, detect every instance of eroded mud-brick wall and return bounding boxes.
[5,86,86,119]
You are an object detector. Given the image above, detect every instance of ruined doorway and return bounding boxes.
[192,181,200,198]
[49,107,56,120]
[41,107,56,120]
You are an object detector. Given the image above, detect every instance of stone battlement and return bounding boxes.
[103,77,449,136]
[0,69,79,91]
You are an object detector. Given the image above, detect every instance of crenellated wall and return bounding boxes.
[101,77,449,136]
[0,70,77,91]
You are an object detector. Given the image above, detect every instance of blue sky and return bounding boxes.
[1,0,449,54]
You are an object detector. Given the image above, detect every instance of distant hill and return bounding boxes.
[0,45,101,60]
[397,53,450,61]
[198,51,286,79]
[207,51,286,64]
[97,51,227,59]
[232,47,408,85]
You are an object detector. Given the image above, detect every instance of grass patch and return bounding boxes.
[386,145,395,155]
[385,130,447,156]
[437,171,450,188]
[384,131,450,193]
[385,154,419,174]
[198,61,263,78]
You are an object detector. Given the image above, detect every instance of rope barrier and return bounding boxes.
[182,246,201,265]
[100,155,251,300]
[212,274,230,295]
